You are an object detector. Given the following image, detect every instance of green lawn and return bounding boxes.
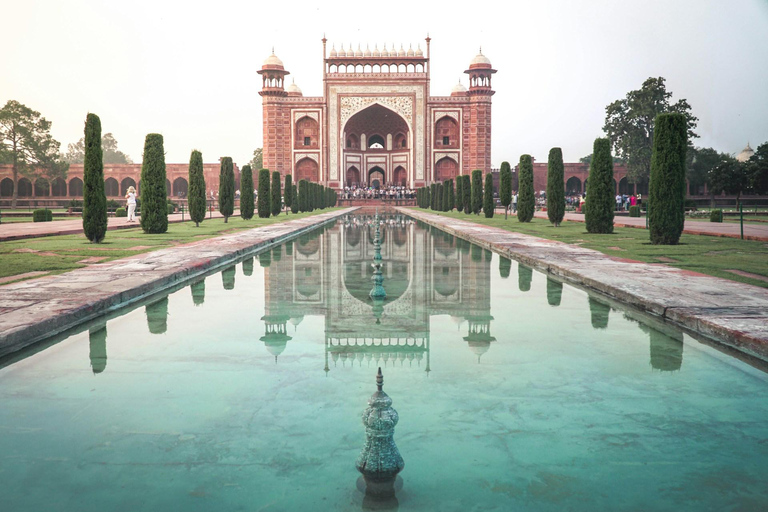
[0,209,341,283]
[419,209,768,288]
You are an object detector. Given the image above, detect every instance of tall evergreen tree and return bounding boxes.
[547,148,565,226]
[271,171,282,216]
[436,183,444,211]
[284,174,293,213]
[239,164,254,220]
[188,150,206,226]
[649,113,688,245]
[257,169,271,218]
[584,138,615,233]
[82,113,107,243]
[456,176,465,212]
[483,172,495,218]
[291,184,299,213]
[471,169,483,214]
[430,183,437,210]
[448,179,455,211]
[218,157,235,223]
[299,179,308,212]
[442,180,451,211]
[517,155,535,222]
[499,161,512,219]
[462,175,471,214]
[139,133,168,233]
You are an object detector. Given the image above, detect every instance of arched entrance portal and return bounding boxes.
[566,176,582,195]
[346,166,360,187]
[295,157,319,182]
[369,167,385,189]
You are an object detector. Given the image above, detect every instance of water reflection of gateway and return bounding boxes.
[260,215,494,369]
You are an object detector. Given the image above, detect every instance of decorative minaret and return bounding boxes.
[258,49,291,177]
[464,48,496,174]
[356,367,405,498]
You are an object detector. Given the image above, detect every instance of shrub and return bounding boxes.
[188,150,207,226]
[517,155,534,222]
[218,157,235,223]
[284,174,293,213]
[629,205,641,217]
[239,164,254,220]
[166,203,175,215]
[83,113,107,242]
[471,169,482,214]
[649,113,688,245]
[483,172,494,218]
[710,209,723,222]
[257,169,270,218]
[115,207,127,217]
[68,199,83,209]
[139,133,168,234]
[106,199,120,211]
[499,161,512,218]
[33,209,53,222]
[584,138,615,234]
[271,171,282,216]
[547,148,565,226]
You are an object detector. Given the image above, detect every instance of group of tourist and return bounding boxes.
[615,193,641,211]
[342,185,415,200]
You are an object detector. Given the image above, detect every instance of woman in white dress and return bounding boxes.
[126,186,137,222]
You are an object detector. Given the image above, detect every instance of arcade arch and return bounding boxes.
[295,157,319,182]
[434,157,459,182]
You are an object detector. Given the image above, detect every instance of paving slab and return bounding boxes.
[0,208,356,359]
[400,208,768,362]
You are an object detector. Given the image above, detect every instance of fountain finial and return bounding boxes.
[376,366,383,391]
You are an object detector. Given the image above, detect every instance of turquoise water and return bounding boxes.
[1,214,767,511]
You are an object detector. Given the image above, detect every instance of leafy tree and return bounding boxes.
[65,133,132,164]
[239,164,254,220]
[579,153,625,165]
[462,175,471,214]
[249,148,263,171]
[0,100,68,208]
[584,138,615,234]
[257,169,270,218]
[139,134,168,233]
[747,142,768,195]
[284,174,293,213]
[188,150,206,226]
[290,184,299,213]
[471,169,483,214]
[687,147,721,196]
[708,156,749,208]
[603,77,698,184]
[648,113,688,245]
[483,172,494,218]
[546,148,565,226]
[455,176,465,212]
[499,161,512,219]
[517,155,534,222]
[82,113,107,243]
[271,171,282,216]
[218,157,235,223]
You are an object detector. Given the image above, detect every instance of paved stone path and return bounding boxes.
[0,211,230,242]
[531,211,768,241]
[0,208,355,358]
[401,208,768,363]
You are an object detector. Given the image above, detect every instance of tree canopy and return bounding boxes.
[65,132,132,164]
[249,148,263,171]
[603,77,697,184]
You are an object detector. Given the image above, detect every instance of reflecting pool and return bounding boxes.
[1,214,767,511]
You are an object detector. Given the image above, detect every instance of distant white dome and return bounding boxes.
[286,81,302,96]
[736,143,755,163]
[451,81,467,94]
[262,51,284,69]
[469,49,492,68]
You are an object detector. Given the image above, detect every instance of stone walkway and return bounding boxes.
[0,208,355,359]
[400,208,768,363]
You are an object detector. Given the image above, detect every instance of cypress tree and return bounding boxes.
[436,183,444,211]
[517,155,535,223]
[442,180,450,212]
[584,138,615,234]
[82,113,107,242]
[499,161,512,219]
[291,184,299,213]
[257,169,270,218]
[471,169,483,214]
[271,171,281,216]
[188,150,206,226]
[483,172,495,218]
[456,177,464,212]
[218,157,235,223]
[239,164,254,220]
[139,133,168,234]
[299,179,308,212]
[547,148,565,226]
[462,175,471,214]
[649,113,688,245]
[284,174,293,213]
[430,183,437,210]
[449,179,456,211]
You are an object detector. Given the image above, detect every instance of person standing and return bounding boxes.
[126,186,137,222]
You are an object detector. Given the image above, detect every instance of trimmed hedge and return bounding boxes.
[167,203,175,215]
[649,113,688,245]
[710,209,723,222]
[115,207,127,217]
[629,205,641,217]
[33,209,53,222]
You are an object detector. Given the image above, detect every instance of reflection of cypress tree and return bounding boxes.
[547,277,563,306]
[285,241,293,256]
[458,238,470,255]
[588,296,610,329]
[518,265,532,292]
[259,250,271,268]
[242,257,254,277]
[272,245,282,262]
[146,297,169,334]
[648,327,684,372]
[499,257,511,279]
[191,280,205,306]
[89,325,107,374]
[222,266,236,290]
[471,244,482,262]
[484,249,493,262]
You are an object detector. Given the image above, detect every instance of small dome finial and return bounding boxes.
[376,366,383,391]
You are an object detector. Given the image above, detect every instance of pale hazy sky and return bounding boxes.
[4,0,768,168]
